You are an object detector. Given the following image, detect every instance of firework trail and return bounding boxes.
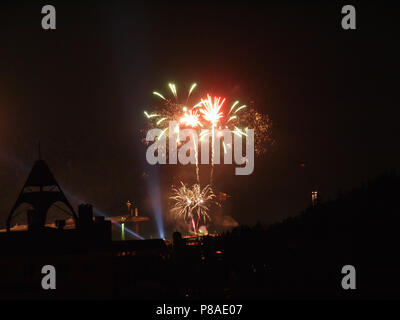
[180,110,202,183]
[193,132,200,183]
[198,95,226,185]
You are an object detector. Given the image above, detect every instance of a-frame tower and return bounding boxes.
[6,159,78,231]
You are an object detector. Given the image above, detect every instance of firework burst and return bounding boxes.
[170,182,217,234]
[142,82,273,185]
[142,82,204,166]
[180,109,202,128]
[197,98,272,155]
[142,82,272,155]
[145,82,203,131]
[199,94,225,126]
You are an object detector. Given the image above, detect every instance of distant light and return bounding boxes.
[311,190,318,207]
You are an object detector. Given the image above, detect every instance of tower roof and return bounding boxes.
[6,159,77,231]
[24,160,60,188]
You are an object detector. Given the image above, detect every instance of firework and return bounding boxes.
[197,97,272,155]
[143,83,271,152]
[143,82,207,182]
[199,94,225,126]
[143,83,273,234]
[233,107,273,155]
[142,82,204,161]
[198,94,226,184]
[170,182,217,234]
[144,82,272,152]
[196,95,248,143]
[142,82,273,185]
[146,82,203,131]
[180,109,202,128]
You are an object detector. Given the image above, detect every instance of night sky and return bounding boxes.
[0,1,399,237]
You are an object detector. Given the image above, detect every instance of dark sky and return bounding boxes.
[0,1,399,236]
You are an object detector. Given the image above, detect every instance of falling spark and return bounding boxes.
[227,115,237,122]
[229,101,239,114]
[153,91,166,100]
[144,111,159,118]
[188,83,197,97]
[158,127,168,139]
[156,117,167,125]
[234,105,247,114]
[168,83,177,99]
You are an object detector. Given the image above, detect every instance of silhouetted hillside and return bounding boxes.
[210,170,400,298]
